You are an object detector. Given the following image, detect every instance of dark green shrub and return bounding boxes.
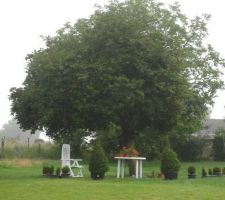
[171,136,204,161]
[213,167,221,175]
[188,166,196,174]
[202,168,207,177]
[89,141,109,180]
[42,166,49,175]
[131,128,161,160]
[43,165,54,176]
[61,166,70,174]
[49,165,54,175]
[212,129,225,161]
[161,148,181,174]
[208,168,212,175]
[55,167,61,176]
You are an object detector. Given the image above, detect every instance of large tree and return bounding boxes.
[10,0,224,146]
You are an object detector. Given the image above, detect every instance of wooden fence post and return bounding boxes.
[1,137,5,155]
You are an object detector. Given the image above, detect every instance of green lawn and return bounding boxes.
[0,160,225,200]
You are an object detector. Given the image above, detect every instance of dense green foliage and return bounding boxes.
[89,141,109,179]
[213,135,225,160]
[55,167,61,176]
[42,165,49,175]
[10,0,224,147]
[161,148,181,173]
[171,136,205,161]
[187,166,196,174]
[202,168,207,177]
[212,128,225,161]
[61,165,70,174]
[54,129,90,157]
[213,167,221,175]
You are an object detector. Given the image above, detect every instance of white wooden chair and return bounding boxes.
[61,144,83,177]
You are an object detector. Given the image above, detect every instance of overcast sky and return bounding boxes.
[0,0,225,129]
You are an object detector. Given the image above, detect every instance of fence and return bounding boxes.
[0,138,61,159]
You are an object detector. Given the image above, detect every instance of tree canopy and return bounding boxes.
[10,0,224,145]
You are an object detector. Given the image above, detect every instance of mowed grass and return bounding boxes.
[0,159,225,200]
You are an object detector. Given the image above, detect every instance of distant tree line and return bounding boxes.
[0,119,40,143]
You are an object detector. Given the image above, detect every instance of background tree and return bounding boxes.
[171,135,205,161]
[0,119,40,143]
[54,129,90,157]
[10,0,224,149]
[212,128,225,161]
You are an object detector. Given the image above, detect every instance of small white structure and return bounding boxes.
[61,144,83,177]
[114,156,146,179]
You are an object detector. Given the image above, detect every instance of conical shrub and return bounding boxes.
[89,141,109,180]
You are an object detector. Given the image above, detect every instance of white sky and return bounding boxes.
[0,0,225,129]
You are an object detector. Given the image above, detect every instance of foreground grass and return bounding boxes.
[0,160,225,200]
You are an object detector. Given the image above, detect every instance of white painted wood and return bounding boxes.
[140,160,143,178]
[114,157,146,160]
[61,144,83,177]
[114,157,146,179]
[117,159,120,178]
[135,160,139,179]
[121,160,125,178]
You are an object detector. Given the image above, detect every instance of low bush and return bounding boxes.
[187,166,196,174]
[56,167,61,176]
[161,148,181,180]
[43,166,49,175]
[49,165,54,175]
[213,167,222,175]
[208,169,213,175]
[202,168,207,177]
[42,164,54,175]
[161,148,180,174]
[61,166,70,175]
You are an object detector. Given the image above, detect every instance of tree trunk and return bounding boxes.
[128,160,136,177]
[119,127,137,176]
[126,140,136,177]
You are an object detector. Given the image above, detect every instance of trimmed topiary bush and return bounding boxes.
[161,148,181,180]
[208,168,212,176]
[213,167,222,176]
[55,167,61,177]
[61,166,70,174]
[42,165,54,176]
[49,165,54,175]
[89,141,109,180]
[202,168,207,177]
[187,166,196,178]
[43,165,50,175]
[188,166,196,174]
